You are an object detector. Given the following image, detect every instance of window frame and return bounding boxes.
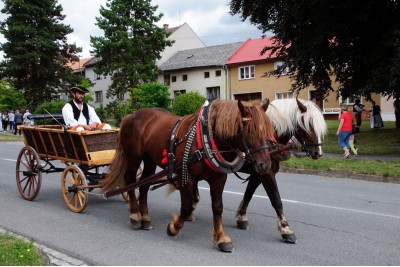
[238,65,255,80]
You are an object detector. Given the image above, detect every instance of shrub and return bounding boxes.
[172,91,206,116]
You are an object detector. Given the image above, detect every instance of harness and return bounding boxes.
[163,99,272,187]
[69,100,89,125]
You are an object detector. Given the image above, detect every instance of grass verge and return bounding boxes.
[0,233,49,266]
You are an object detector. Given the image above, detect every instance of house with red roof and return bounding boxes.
[225,37,393,120]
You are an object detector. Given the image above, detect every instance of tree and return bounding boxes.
[0,78,26,110]
[90,0,173,99]
[129,82,171,110]
[172,91,206,116]
[230,0,400,100]
[0,0,82,109]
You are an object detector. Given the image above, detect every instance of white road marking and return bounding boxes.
[198,186,400,219]
[3,159,17,162]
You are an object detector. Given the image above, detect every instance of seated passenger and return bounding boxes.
[62,86,111,131]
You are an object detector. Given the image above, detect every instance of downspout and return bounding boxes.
[223,64,230,100]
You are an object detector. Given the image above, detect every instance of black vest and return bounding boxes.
[69,100,89,125]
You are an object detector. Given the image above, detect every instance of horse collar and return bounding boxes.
[195,100,245,173]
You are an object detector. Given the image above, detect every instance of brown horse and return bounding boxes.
[101,99,275,252]
[191,98,327,243]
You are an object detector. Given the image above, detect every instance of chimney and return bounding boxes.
[163,24,169,30]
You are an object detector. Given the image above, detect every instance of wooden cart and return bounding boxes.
[16,117,139,213]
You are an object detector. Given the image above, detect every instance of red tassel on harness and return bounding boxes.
[161,148,168,165]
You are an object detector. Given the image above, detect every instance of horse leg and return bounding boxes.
[166,175,193,236]
[236,175,262,230]
[186,180,200,221]
[209,175,233,252]
[138,159,157,230]
[261,172,297,243]
[125,159,142,230]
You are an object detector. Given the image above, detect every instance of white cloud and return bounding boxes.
[0,0,267,59]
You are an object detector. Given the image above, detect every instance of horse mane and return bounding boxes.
[208,100,275,140]
[270,98,328,139]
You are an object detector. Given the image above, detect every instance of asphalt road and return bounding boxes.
[1,142,400,265]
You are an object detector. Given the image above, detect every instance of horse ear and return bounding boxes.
[261,98,269,111]
[296,98,307,113]
[237,100,247,116]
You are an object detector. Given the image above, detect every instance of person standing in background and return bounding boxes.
[2,111,8,131]
[14,109,23,135]
[336,104,353,158]
[369,101,384,129]
[394,97,400,129]
[8,110,14,132]
[353,99,365,133]
[0,110,3,132]
[23,109,32,126]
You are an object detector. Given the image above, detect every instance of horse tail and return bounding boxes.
[101,136,127,193]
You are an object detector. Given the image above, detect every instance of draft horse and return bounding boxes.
[101,99,276,252]
[235,98,328,242]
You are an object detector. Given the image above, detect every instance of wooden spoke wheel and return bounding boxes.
[16,146,42,201]
[61,165,88,213]
[121,165,143,202]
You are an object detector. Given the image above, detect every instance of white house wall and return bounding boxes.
[167,67,227,99]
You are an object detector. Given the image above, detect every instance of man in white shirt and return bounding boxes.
[62,86,102,131]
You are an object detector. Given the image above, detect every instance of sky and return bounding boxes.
[0,0,268,59]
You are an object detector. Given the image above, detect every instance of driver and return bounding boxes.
[62,86,109,131]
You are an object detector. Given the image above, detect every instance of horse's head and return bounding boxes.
[268,98,327,159]
[237,99,274,174]
[209,99,274,174]
[293,99,327,159]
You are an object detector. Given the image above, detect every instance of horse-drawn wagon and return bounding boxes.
[15,114,139,213]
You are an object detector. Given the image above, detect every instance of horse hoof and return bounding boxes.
[141,221,153,230]
[218,242,234,252]
[167,224,177,237]
[130,218,141,230]
[185,214,195,222]
[236,220,249,230]
[282,233,297,244]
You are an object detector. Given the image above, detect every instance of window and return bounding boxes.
[274,61,291,75]
[95,91,103,103]
[204,72,210,78]
[117,93,125,101]
[171,76,177,82]
[215,70,221,77]
[276,92,294,99]
[239,65,255,80]
[207,87,220,99]
[95,73,102,80]
[182,75,187,81]
[340,95,362,105]
[164,74,170,86]
[234,92,262,102]
[174,90,186,98]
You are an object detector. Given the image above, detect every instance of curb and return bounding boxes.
[281,167,400,184]
[0,227,88,266]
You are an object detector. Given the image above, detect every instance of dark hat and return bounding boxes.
[70,86,89,93]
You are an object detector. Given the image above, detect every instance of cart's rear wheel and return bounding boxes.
[16,146,42,201]
[61,165,88,213]
[121,165,143,202]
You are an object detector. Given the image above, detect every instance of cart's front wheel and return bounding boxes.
[61,165,88,213]
[16,146,42,201]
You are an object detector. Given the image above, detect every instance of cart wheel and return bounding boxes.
[61,165,88,213]
[16,146,42,201]
[121,165,143,202]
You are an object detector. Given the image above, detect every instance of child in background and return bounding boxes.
[349,133,358,156]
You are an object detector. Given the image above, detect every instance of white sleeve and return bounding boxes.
[62,104,79,127]
[88,105,101,125]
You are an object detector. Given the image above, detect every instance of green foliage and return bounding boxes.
[106,101,134,127]
[0,233,48,266]
[0,0,82,109]
[172,91,206,116]
[0,78,26,110]
[230,0,400,99]
[90,0,173,98]
[33,100,67,115]
[129,82,171,110]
